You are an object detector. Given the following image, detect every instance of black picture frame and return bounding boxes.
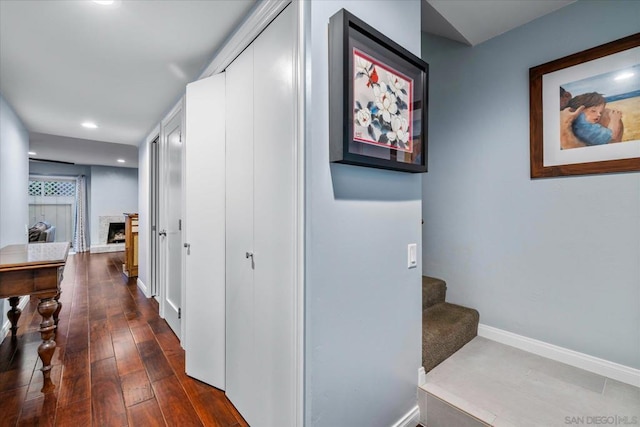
[329,9,429,173]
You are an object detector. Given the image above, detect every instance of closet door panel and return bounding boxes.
[184,72,226,389]
[225,44,256,421]
[253,6,296,426]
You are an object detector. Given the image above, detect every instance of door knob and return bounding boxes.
[158,230,167,237]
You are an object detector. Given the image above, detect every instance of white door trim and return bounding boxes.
[293,2,308,426]
[145,127,159,299]
[198,0,291,80]
[159,101,184,328]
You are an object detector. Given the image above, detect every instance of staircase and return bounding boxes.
[422,276,479,372]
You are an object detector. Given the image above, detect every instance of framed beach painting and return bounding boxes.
[530,33,640,178]
[329,9,429,173]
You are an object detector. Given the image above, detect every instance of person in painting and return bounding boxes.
[560,105,586,149]
[565,92,624,146]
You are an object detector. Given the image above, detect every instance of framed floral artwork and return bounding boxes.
[329,9,428,173]
[530,32,640,178]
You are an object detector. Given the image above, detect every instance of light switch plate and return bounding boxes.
[408,243,417,268]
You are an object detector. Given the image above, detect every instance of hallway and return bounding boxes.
[0,251,248,426]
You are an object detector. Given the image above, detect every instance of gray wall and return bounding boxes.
[0,94,29,335]
[305,1,423,426]
[90,165,138,246]
[422,0,640,369]
[0,94,29,247]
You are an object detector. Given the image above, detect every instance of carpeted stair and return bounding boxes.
[422,276,479,372]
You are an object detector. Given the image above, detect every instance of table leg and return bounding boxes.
[53,290,62,328]
[7,296,21,340]
[37,297,58,393]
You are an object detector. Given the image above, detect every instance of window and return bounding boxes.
[29,179,76,197]
[28,177,76,245]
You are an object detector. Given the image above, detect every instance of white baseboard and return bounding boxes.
[391,405,420,427]
[478,324,640,388]
[1,296,30,340]
[136,278,150,298]
[418,366,426,386]
[90,243,124,253]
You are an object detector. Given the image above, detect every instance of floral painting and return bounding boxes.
[352,49,413,152]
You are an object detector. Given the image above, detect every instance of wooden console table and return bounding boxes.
[0,242,69,392]
[123,213,138,277]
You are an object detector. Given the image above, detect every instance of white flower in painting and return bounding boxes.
[355,107,372,127]
[355,56,372,77]
[387,116,409,145]
[374,83,397,123]
[387,72,405,97]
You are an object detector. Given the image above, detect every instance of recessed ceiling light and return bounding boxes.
[28,151,37,155]
[117,159,125,163]
[91,0,121,7]
[82,122,98,129]
[614,72,635,81]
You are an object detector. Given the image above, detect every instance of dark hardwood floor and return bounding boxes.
[0,251,248,427]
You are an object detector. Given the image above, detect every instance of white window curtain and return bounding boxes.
[74,175,88,252]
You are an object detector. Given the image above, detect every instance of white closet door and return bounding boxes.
[225,6,295,427]
[253,5,296,425]
[225,43,256,421]
[184,72,226,389]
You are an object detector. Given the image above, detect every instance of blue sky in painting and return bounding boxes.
[562,63,640,98]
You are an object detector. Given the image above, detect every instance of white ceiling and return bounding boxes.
[0,0,575,168]
[422,0,576,46]
[0,0,255,167]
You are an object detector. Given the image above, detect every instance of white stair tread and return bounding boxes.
[419,337,640,427]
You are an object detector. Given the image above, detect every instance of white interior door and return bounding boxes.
[162,110,183,338]
[225,42,255,420]
[184,73,226,388]
[225,6,296,426]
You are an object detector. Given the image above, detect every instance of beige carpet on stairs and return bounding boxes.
[422,276,479,372]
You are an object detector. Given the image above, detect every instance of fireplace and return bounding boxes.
[90,215,126,253]
[107,222,125,244]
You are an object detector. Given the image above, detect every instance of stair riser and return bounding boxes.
[418,390,492,427]
[423,276,447,309]
[423,303,479,372]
